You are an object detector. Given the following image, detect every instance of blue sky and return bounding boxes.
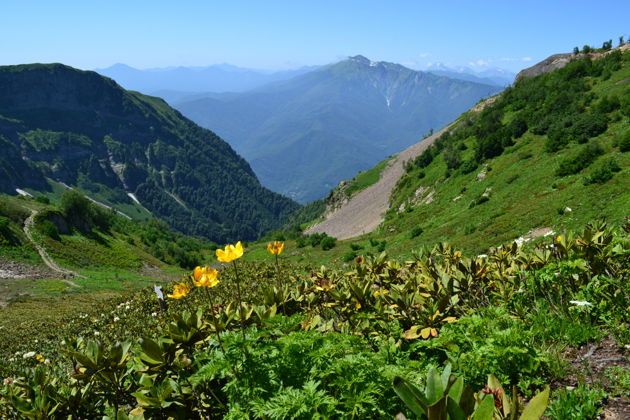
[2,1,629,73]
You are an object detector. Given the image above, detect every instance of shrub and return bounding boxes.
[555,142,603,176]
[38,220,60,240]
[320,236,336,251]
[34,195,50,204]
[409,226,423,239]
[583,159,621,185]
[342,251,357,262]
[460,160,478,174]
[619,132,630,152]
[547,385,607,420]
[349,243,363,251]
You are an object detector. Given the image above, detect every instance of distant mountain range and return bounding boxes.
[175,56,503,203]
[0,64,298,241]
[95,63,319,99]
[424,63,515,86]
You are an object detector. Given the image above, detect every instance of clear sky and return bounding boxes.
[2,1,629,73]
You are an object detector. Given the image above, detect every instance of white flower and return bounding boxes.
[23,351,36,358]
[565,207,572,212]
[151,312,158,317]
[113,317,120,322]
[570,300,592,307]
[94,331,100,336]
[476,254,488,259]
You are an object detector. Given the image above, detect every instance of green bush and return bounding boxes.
[460,159,478,174]
[342,251,357,262]
[555,142,603,176]
[34,195,50,204]
[349,243,363,251]
[320,236,336,251]
[37,220,60,240]
[619,132,630,152]
[409,226,423,239]
[547,385,607,420]
[583,159,621,185]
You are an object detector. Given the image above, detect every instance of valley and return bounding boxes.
[0,35,628,419]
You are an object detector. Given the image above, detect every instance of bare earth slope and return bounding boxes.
[306,126,449,239]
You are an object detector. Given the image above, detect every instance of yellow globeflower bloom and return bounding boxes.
[266,241,284,255]
[216,241,244,263]
[168,282,190,299]
[193,266,219,288]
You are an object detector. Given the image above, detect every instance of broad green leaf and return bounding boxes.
[139,338,165,364]
[472,395,494,420]
[446,396,467,420]
[448,376,464,403]
[425,367,445,405]
[519,386,549,420]
[392,376,428,417]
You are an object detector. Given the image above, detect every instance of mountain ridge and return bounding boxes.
[0,63,299,242]
[176,56,502,202]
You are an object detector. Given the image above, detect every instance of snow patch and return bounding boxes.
[15,189,33,198]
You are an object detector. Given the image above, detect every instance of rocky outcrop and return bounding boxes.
[515,53,577,81]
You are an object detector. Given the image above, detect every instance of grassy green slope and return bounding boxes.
[377,49,630,257]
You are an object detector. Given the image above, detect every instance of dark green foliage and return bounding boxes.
[547,385,607,420]
[118,218,207,269]
[510,116,528,139]
[443,145,462,170]
[414,148,434,169]
[37,220,60,240]
[619,132,630,152]
[409,226,423,239]
[556,142,603,176]
[469,195,490,208]
[320,236,337,251]
[34,195,50,204]
[460,159,478,174]
[0,64,299,242]
[349,243,363,251]
[60,190,112,233]
[596,95,620,114]
[342,251,357,262]
[583,159,621,185]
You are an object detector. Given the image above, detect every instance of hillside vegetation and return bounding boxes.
[0,64,298,242]
[357,47,630,257]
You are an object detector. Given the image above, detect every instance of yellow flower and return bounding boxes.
[167,282,190,299]
[216,241,244,262]
[35,354,45,363]
[556,235,563,242]
[266,241,284,255]
[193,266,219,288]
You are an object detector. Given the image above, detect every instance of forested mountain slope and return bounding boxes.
[0,64,299,242]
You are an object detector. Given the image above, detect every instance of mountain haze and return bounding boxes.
[0,63,299,242]
[176,56,502,202]
[95,63,318,99]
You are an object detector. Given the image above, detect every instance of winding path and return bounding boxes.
[23,210,82,286]
[306,126,449,240]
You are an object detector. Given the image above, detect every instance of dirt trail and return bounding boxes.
[22,210,82,286]
[306,126,450,240]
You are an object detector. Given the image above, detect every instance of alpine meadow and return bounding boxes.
[0,3,629,419]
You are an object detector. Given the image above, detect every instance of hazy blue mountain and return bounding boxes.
[426,63,515,86]
[176,56,503,203]
[95,63,319,97]
[0,63,299,241]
